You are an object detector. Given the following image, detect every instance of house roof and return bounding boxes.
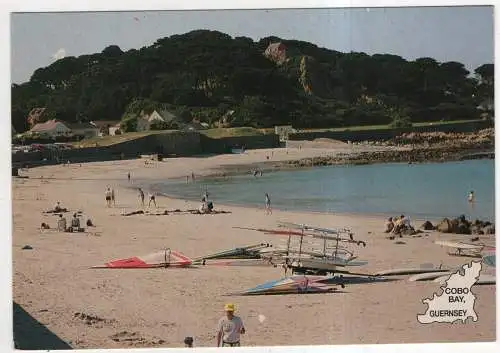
[67,122,99,130]
[30,119,70,132]
[91,120,121,128]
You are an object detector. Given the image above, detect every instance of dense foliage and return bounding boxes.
[11,30,494,133]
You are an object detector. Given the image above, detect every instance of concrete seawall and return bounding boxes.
[12,132,280,167]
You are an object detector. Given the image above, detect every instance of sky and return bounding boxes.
[10,6,494,84]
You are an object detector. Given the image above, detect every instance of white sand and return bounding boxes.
[12,148,495,348]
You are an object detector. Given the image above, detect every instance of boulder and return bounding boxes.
[436,218,452,233]
[483,224,495,235]
[421,221,434,230]
[471,225,485,235]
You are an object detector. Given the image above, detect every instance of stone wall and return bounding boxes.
[288,120,493,142]
[12,131,279,166]
[199,134,280,153]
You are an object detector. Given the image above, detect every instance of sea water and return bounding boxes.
[145,159,495,221]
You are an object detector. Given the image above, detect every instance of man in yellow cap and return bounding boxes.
[216,303,245,347]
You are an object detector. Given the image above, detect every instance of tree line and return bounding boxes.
[11,29,494,133]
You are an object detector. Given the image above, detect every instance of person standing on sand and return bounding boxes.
[148,192,157,208]
[127,172,131,182]
[111,188,116,206]
[105,187,112,207]
[138,188,145,206]
[468,190,475,203]
[216,303,245,347]
[191,172,195,181]
[265,193,272,215]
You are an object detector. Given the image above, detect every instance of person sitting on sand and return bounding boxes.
[384,217,394,233]
[86,219,94,227]
[70,213,82,232]
[40,222,50,230]
[54,201,62,212]
[199,197,208,213]
[57,214,67,232]
[184,337,194,348]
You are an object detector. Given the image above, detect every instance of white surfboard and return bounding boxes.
[408,271,454,282]
[434,240,483,250]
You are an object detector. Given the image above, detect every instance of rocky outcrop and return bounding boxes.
[421,221,435,230]
[435,215,494,235]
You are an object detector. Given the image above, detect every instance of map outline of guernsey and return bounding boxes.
[417,261,482,324]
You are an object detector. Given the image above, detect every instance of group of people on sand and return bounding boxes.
[41,201,94,233]
[384,214,413,235]
[137,188,157,208]
[182,303,246,348]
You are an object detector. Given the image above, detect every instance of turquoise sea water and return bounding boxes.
[144,159,495,221]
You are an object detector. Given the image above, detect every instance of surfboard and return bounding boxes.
[434,240,483,250]
[374,268,450,276]
[408,271,454,282]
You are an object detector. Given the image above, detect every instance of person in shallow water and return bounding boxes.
[216,303,245,347]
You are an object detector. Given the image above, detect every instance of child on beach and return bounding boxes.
[265,193,272,215]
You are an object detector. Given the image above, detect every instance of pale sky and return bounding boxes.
[10,6,494,84]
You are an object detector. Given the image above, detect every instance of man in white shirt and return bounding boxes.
[216,303,245,347]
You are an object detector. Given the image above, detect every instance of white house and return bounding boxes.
[136,110,178,131]
[68,122,100,138]
[29,119,72,137]
[109,122,122,136]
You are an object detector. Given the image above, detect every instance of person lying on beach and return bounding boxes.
[384,217,394,233]
[57,214,67,232]
[44,202,68,213]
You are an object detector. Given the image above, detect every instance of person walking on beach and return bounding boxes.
[127,172,131,182]
[138,188,145,206]
[111,188,116,206]
[105,187,112,207]
[216,303,245,347]
[265,193,272,215]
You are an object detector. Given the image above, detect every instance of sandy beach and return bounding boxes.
[12,147,496,349]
